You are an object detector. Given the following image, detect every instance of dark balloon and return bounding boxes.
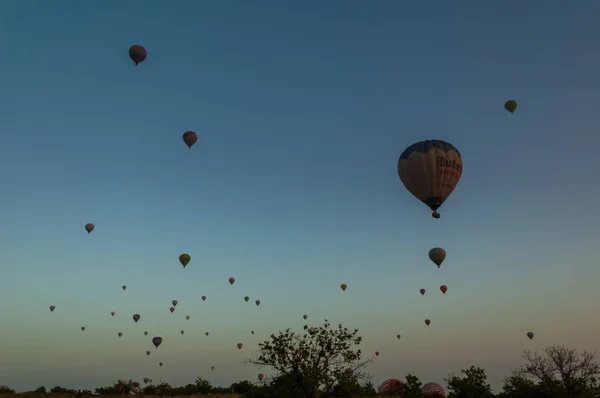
[133,314,141,323]
[170,307,175,313]
[152,337,163,348]
[202,296,206,301]
[85,223,94,234]
[49,305,55,312]
[182,131,198,149]
[129,45,147,66]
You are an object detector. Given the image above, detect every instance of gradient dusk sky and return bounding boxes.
[1,0,600,393]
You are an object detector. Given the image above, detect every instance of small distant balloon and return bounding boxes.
[172,300,178,307]
[133,314,140,323]
[258,374,264,381]
[128,45,147,66]
[205,332,209,336]
[182,131,198,149]
[396,334,401,339]
[159,362,163,367]
[420,288,426,296]
[504,100,518,114]
[49,305,55,312]
[229,277,235,285]
[425,319,431,326]
[237,343,243,349]
[170,307,175,313]
[340,284,347,291]
[85,223,95,234]
[179,254,190,268]
[211,366,215,371]
[303,314,307,320]
[122,285,127,291]
[202,296,206,301]
[146,351,151,356]
[144,331,148,336]
[440,285,448,295]
[152,337,162,348]
[180,330,184,335]
[186,315,190,320]
[118,332,123,337]
[527,332,534,340]
[81,326,86,331]
[255,300,260,306]
[375,351,379,356]
[111,311,115,316]
[251,330,254,335]
[429,248,446,268]
[244,296,249,302]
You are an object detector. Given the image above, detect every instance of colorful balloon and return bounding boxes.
[258,374,264,381]
[420,288,426,296]
[398,140,462,218]
[128,45,147,66]
[229,277,235,285]
[422,382,445,397]
[170,307,175,313]
[527,332,534,340]
[504,100,517,114]
[152,337,162,348]
[440,285,448,294]
[425,319,431,326]
[49,305,55,312]
[341,283,347,291]
[375,351,379,356]
[179,254,190,268]
[133,314,140,323]
[237,343,243,349]
[182,131,198,149]
[85,223,95,234]
[429,248,446,268]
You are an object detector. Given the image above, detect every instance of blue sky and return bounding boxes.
[1,0,599,393]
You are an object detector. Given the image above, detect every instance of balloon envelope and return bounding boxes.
[505,100,518,113]
[341,284,347,291]
[229,277,235,285]
[179,254,190,268]
[440,285,448,294]
[420,288,426,295]
[429,248,446,267]
[527,332,534,340]
[398,140,462,218]
[182,131,198,148]
[129,45,147,65]
[152,337,163,348]
[85,223,94,233]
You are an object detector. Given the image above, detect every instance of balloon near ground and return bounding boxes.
[398,140,462,219]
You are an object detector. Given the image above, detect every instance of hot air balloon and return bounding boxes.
[251,330,254,335]
[429,248,446,268]
[237,343,243,349]
[375,351,379,356]
[420,288,426,296]
[128,45,147,66]
[49,305,55,312]
[202,296,206,301]
[504,100,518,114]
[229,277,235,285]
[303,314,308,320]
[122,285,127,291]
[146,351,151,356]
[172,300,178,307]
[255,300,260,306]
[396,334,401,339]
[422,382,446,397]
[179,254,190,268]
[210,366,214,371]
[85,223,95,234]
[425,319,431,326]
[258,374,264,381]
[81,326,86,331]
[180,330,184,335]
[144,331,148,336]
[143,378,150,384]
[182,131,198,149]
[133,314,141,323]
[170,307,175,313]
[186,315,190,320]
[118,332,123,337]
[205,332,209,336]
[398,140,463,218]
[341,284,347,291]
[152,337,162,348]
[527,332,534,340]
[440,285,448,295]
[111,311,115,316]
[159,362,163,367]
[244,296,249,302]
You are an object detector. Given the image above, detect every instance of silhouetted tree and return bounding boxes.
[246,320,371,398]
[514,345,600,398]
[0,386,14,395]
[446,365,494,398]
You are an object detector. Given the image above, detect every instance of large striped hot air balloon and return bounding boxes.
[422,382,445,396]
[378,379,405,395]
[398,140,462,218]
